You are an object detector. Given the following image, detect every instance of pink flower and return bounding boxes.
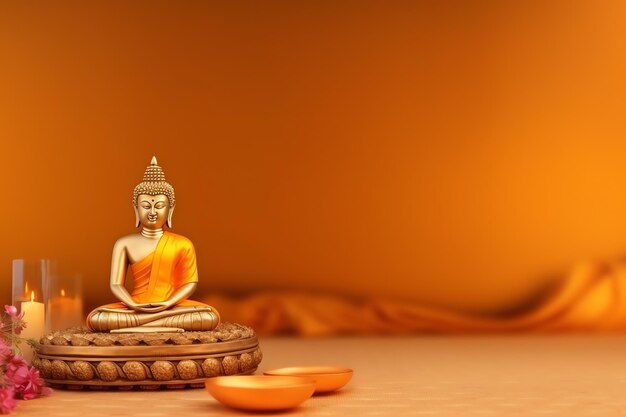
[11,367,52,400]
[11,323,25,336]
[4,305,26,337]
[3,306,19,320]
[0,339,11,362]
[5,355,27,380]
[0,387,16,415]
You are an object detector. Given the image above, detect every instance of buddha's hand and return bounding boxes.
[131,302,171,313]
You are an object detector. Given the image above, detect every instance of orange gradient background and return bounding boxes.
[2,1,626,315]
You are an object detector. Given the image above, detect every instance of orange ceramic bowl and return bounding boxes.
[264,366,353,393]
[205,375,316,411]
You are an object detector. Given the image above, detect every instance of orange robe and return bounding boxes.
[100,231,207,309]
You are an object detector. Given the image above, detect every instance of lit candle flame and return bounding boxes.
[61,289,66,297]
[30,291,35,302]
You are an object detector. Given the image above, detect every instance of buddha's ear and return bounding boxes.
[166,207,175,228]
[134,206,140,228]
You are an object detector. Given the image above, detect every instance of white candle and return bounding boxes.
[20,291,45,364]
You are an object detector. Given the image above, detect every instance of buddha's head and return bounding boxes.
[133,156,176,229]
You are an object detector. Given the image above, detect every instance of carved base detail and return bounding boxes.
[34,323,262,390]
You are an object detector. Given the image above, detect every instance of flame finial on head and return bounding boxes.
[142,155,167,183]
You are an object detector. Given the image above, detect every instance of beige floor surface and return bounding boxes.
[13,335,626,416]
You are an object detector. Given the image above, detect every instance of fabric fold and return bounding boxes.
[201,261,626,336]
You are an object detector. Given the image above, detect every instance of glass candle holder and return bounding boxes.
[46,262,84,332]
[12,259,49,363]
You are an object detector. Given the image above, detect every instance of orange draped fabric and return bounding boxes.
[132,231,199,304]
[100,231,203,309]
[202,261,626,336]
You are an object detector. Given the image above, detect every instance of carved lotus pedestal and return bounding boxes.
[33,323,262,390]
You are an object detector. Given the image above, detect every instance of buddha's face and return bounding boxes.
[136,194,170,229]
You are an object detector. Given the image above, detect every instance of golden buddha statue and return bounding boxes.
[87,157,220,333]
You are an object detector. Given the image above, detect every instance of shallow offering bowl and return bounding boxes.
[205,375,316,411]
[264,366,353,393]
